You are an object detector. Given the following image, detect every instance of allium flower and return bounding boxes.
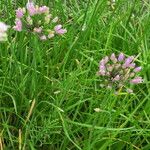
[98,53,143,93]
[13,2,67,40]
[0,22,9,41]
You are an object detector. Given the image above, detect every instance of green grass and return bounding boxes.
[1,0,150,149]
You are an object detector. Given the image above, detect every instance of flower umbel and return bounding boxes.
[98,53,143,93]
[13,2,67,40]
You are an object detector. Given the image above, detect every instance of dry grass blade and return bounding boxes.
[25,99,36,124]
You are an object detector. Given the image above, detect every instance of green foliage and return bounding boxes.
[1,0,150,149]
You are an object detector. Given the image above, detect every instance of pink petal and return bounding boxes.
[118,53,125,61]
[56,29,67,35]
[134,67,142,72]
[54,25,62,31]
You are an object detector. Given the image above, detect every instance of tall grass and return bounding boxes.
[1,0,150,149]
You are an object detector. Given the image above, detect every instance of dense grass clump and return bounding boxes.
[1,0,150,149]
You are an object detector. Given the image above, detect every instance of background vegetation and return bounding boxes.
[1,0,150,149]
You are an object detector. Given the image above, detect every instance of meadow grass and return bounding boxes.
[1,0,150,149]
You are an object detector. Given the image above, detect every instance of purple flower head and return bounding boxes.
[98,53,143,93]
[13,2,67,40]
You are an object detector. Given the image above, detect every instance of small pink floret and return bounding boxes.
[13,19,22,31]
[38,6,49,14]
[16,8,24,18]
[26,2,37,16]
[33,27,42,33]
[40,35,47,40]
[0,22,9,32]
[134,67,142,72]
[110,53,117,63]
[130,77,143,84]
[54,25,67,35]
[118,53,125,61]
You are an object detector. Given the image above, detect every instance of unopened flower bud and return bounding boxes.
[130,77,143,84]
[134,67,142,72]
[52,17,59,23]
[126,89,133,93]
[107,64,113,72]
[110,53,117,63]
[26,16,33,25]
[123,56,134,68]
[129,63,135,68]
[40,35,47,40]
[130,72,135,77]
[113,75,120,81]
[118,53,125,61]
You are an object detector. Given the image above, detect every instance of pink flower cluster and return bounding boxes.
[13,2,67,40]
[98,53,143,93]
